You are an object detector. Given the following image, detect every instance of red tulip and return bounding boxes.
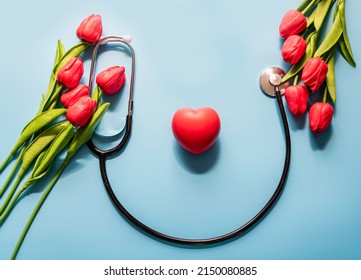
[281,35,307,64]
[284,85,309,118]
[66,96,97,127]
[96,66,126,94]
[309,102,334,134]
[76,14,103,43]
[60,84,90,108]
[56,58,84,89]
[279,10,307,39]
[302,58,328,92]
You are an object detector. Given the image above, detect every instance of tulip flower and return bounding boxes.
[60,84,90,108]
[301,58,328,92]
[309,102,334,134]
[76,14,103,43]
[279,10,307,39]
[96,66,126,94]
[66,96,97,127]
[284,85,309,118]
[56,58,84,89]
[281,35,307,64]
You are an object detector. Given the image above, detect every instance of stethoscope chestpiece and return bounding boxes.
[259,67,289,97]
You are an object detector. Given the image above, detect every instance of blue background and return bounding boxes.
[0,0,361,260]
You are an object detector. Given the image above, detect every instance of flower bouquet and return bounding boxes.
[279,0,355,134]
[0,14,127,259]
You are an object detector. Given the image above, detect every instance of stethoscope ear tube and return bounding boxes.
[87,35,135,157]
[91,76,291,245]
[88,113,133,157]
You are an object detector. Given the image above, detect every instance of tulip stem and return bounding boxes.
[0,186,24,223]
[293,74,299,86]
[0,155,21,198]
[0,154,13,174]
[0,144,29,197]
[323,87,328,103]
[10,160,68,259]
[0,175,23,216]
[301,0,320,15]
[297,0,317,13]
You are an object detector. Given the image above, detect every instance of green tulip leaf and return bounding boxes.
[307,8,316,28]
[26,157,54,186]
[9,108,67,158]
[40,82,64,113]
[338,35,356,67]
[92,85,103,107]
[314,0,334,31]
[314,11,343,58]
[19,121,70,178]
[32,150,47,176]
[326,54,336,103]
[337,0,356,67]
[38,40,66,114]
[32,124,75,178]
[54,40,65,71]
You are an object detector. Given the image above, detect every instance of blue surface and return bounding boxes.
[0,0,361,260]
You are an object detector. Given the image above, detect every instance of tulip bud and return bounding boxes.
[281,35,307,64]
[309,102,334,134]
[284,85,309,118]
[96,66,126,95]
[76,14,103,43]
[279,10,307,39]
[302,58,328,92]
[60,84,90,108]
[66,96,97,127]
[56,58,84,89]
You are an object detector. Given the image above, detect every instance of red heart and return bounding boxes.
[171,107,221,154]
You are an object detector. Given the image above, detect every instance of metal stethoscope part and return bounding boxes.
[88,36,291,245]
[88,35,134,157]
[259,67,289,97]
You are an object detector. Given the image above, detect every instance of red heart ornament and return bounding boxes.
[171,107,221,154]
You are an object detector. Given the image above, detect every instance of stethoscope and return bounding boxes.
[87,35,291,245]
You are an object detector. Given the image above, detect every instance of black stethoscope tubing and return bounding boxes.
[87,36,291,245]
